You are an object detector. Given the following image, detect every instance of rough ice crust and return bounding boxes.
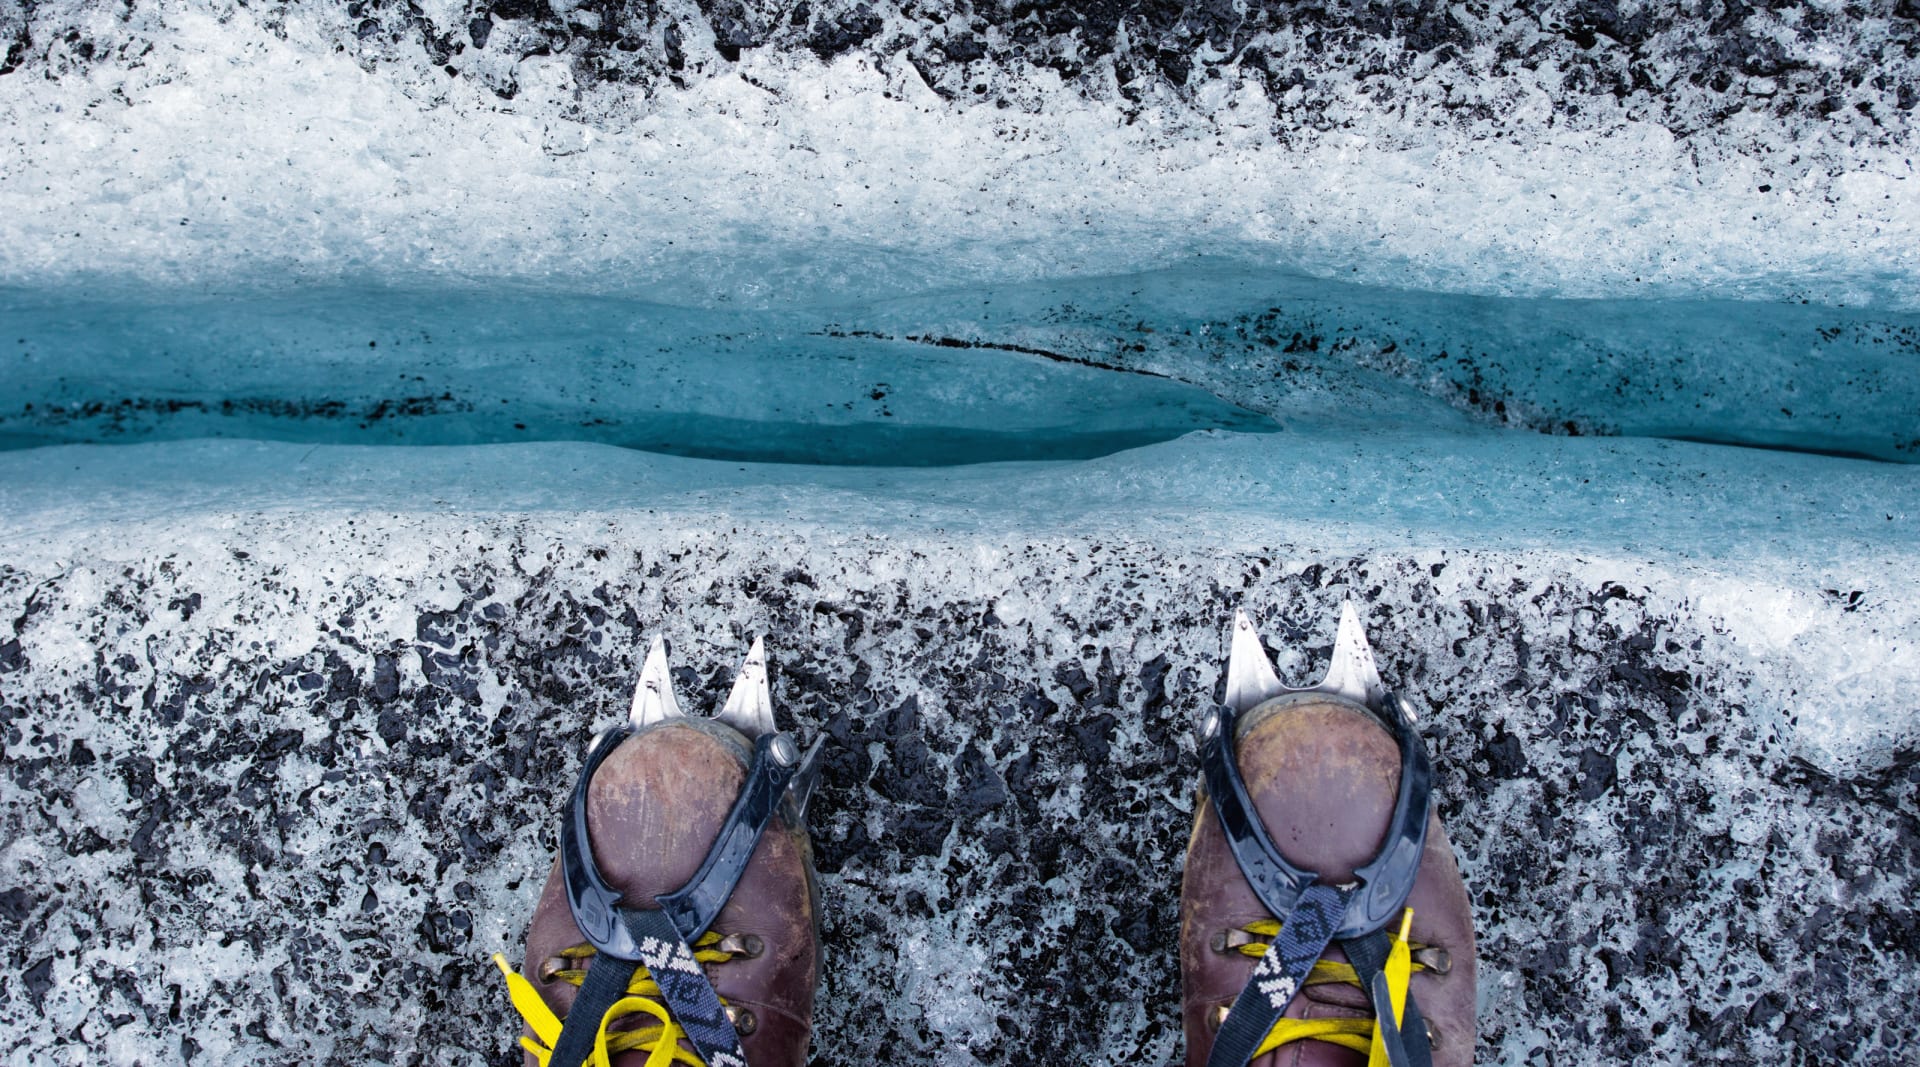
[0,514,1915,1064]
[2,2,1917,306]
[10,0,1917,147]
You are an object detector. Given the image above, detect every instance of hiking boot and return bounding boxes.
[1181,607,1477,1067]
[495,637,823,1067]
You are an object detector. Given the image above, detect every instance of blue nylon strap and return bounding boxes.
[1343,928,1431,1067]
[1206,881,1354,1067]
[1369,971,1407,1067]
[1392,982,1432,1067]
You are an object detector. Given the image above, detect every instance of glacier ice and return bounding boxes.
[2,2,1918,1066]
[7,271,1919,461]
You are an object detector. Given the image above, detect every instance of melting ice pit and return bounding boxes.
[0,287,1278,466]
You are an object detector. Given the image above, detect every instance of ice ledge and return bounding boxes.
[3,432,1915,774]
[3,434,1915,1064]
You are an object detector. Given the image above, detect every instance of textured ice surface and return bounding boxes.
[3,4,1917,307]
[2,483,1918,1064]
[4,2,1920,1065]
[3,435,1917,1064]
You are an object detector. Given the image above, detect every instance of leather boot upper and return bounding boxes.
[1181,694,1477,1067]
[519,720,818,1067]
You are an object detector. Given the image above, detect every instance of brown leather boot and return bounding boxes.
[496,637,821,1067]
[1181,607,1477,1067]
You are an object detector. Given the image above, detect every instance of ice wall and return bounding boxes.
[7,275,1918,461]
[0,284,1283,463]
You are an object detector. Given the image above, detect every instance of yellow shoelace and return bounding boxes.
[493,932,743,1067]
[1230,909,1421,1065]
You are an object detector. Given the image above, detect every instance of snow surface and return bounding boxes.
[2,2,1919,1065]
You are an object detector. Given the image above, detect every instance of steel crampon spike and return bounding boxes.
[629,635,685,727]
[785,736,827,824]
[1313,600,1386,708]
[714,635,777,738]
[1224,608,1287,714]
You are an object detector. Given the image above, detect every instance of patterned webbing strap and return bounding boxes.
[547,906,748,1067]
[1207,881,1353,1067]
[626,905,748,1067]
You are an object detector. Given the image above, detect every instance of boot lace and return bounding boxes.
[1223,909,1426,1063]
[493,930,746,1067]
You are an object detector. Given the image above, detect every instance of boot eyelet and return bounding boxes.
[1208,1004,1230,1032]
[717,932,765,958]
[1211,928,1260,953]
[725,1005,758,1035]
[537,957,568,983]
[1412,946,1452,975]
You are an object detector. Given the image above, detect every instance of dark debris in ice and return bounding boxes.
[6,1,1915,150]
[8,392,477,441]
[0,527,1914,1062]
